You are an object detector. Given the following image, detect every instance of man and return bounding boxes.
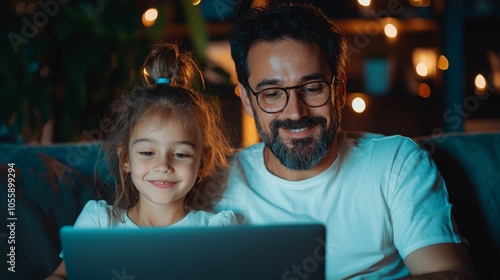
[217,2,474,279]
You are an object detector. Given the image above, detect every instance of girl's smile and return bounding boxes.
[148,180,177,189]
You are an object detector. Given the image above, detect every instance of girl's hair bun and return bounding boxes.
[141,43,204,90]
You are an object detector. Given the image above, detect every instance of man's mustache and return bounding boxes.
[270,117,326,132]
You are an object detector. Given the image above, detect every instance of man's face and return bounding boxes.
[239,38,345,171]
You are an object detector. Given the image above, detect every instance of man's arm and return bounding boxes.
[403,243,476,279]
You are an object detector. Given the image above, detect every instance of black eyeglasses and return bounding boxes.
[247,76,335,114]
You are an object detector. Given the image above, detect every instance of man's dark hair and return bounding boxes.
[229,2,347,89]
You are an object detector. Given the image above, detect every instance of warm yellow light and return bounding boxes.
[142,8,158,27]
[144,8,158,21]
[412,48,437,78]
[357,0,371,6]
[418,83,431,98]
[143,68,148,76]
[192,0,202,5]
[409,0,423,6]
[416,62,429,77]
[242,111,259,147]
[384,24,398,38]
[352,97,366,113]
[409,0,431,7]
[475,74,487,90]
[437,55,449,70]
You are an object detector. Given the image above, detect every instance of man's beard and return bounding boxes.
[255,114,339,171]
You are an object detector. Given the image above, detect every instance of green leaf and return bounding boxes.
[179,0,209,63]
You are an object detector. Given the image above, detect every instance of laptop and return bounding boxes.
[60,224,326,280]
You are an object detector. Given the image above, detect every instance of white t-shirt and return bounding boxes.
[60,200,238,258]
[216,132,464,279]
[73,200,238,228]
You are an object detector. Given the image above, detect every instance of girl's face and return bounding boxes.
[125,115,202,210]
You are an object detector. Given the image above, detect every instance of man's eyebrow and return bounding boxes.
[300,73,328,82]
[254,73,328,89]
[255,79,281,89]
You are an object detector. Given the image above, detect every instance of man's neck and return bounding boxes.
[263,134,340,181]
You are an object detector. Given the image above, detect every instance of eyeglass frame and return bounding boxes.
[246,76,336,114]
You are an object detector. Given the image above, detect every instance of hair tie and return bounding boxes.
[156,77,170,85]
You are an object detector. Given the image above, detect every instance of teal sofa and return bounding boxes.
[0,132,499,279]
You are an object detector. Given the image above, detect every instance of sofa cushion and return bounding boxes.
[415,132,500,279]
[0,142,112,279]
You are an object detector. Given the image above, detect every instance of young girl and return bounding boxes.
[46,43,237,279]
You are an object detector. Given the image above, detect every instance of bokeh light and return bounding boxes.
[475,74,487,90]
[384,23,398,38]
[416,62,429,77]
[352,97,366,113]
[357,0,371,7]
[437,55,449,70]
[418,83,431,98]
[142,8,158,27]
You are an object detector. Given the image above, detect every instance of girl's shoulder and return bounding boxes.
[80,199,113,215]
[74,200,111,228]
[75,200,131,228]
[208,210,239,226]
[182,210,239,227]
[83,199,110,207]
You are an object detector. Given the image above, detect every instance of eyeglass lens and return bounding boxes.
[257,81,331,113]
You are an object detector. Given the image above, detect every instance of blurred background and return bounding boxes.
[1,0,500,147]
